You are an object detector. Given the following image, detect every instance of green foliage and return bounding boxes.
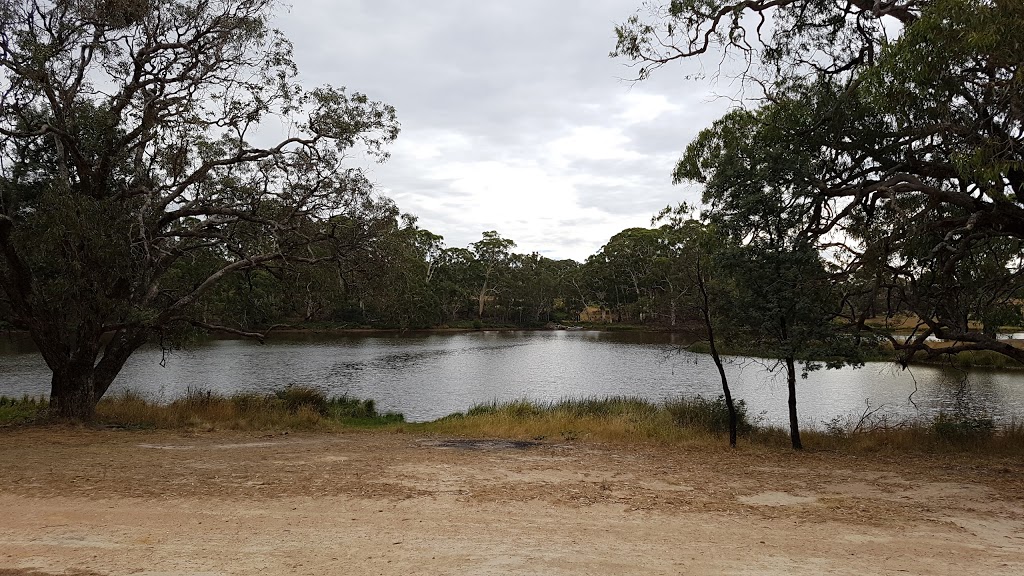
[0,0,400,419]
[466,399,545,418]
[0,395,48,424]
[615,0,1024,367]
[551,396,660,419]
[82,387,403,429]
[932,413,996,443]
[274,385,330,414]
[665,395,752,435]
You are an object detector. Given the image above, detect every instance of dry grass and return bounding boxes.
[91,387,404,431]
[423,396,750,448]
[4,392,1023,456]
[422,398,721,445]
[419,397,1024,456]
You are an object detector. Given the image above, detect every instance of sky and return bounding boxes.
[275,0,734,262]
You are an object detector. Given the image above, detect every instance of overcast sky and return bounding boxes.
[276,1,733,262]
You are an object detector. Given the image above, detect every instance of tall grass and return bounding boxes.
[0,387,402,431]
[0,395,48,424]
[422,396,1024,455]
[3,390,1023,455]
[94,386,403,430]
[427,396,745,446]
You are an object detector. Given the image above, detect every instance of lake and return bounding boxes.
[2,330,1022,426]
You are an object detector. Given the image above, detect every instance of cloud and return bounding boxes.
[275,0,730,261]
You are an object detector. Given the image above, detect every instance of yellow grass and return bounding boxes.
[5,393,1023,456]
[91,388,402,431]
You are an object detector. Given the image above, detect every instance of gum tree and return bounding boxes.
[0,0,399,419]
[614,0,1024,364]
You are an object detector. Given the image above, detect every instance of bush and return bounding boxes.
[467,399,542,418]
[932,412,995,442]
[230,392,273,413]
[665,395,752,435]
[551,396,659,419]
[274,385,329,415]
[325,395,403,422]
[0,395,48,424]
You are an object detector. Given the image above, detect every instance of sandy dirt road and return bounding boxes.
[0,428,1022,575]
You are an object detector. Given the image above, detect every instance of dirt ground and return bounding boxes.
[0,428,1022,575]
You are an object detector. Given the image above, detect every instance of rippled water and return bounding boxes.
[2,330,1022,425]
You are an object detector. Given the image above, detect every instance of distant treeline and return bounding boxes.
[141,220,717,331]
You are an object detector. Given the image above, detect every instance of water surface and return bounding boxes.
[2,330,1021,426]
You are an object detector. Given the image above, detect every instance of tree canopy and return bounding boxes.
[0,0,399,418]
[615,0,1024,363]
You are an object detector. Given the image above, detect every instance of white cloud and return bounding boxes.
[616,92,681,125]
[546,126,642,166]
[275,1,728,261]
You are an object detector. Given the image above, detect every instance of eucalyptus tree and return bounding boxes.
[0,0,399,419]
[431,247,478,323]
[470,231,515,319]
[676,105,870,449]
[585,227,668,323]
[614,0,1024,364]
[358,218,450,328]
[655,212,743,446]
[506,254,579,325]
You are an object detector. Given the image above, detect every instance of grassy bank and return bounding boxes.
[3,392,1020,456]
[0,386,404,431]
[421,397,1024,455]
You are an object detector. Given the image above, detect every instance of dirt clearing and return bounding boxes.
[1,428,1022,575]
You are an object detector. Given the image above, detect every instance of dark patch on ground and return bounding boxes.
[419,438,542,450]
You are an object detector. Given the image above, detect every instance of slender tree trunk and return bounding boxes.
[785,354,802,450]
[697,257,737,447]
[779,317,802,450]
[709,331,737,447]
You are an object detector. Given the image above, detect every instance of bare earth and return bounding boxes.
[1,429,1022,575]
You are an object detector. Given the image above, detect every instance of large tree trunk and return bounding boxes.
[50,368,103,421]
[785,355,802,450]
[41,328,148,421]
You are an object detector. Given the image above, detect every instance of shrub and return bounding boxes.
[665,395,752,435]
[0,395,48,424]
[274,385,329,415]
[467,399,542,418]
[328,396,386,420]
[230,392,273,413]
[932,412,995,442]
[551,396,659,419]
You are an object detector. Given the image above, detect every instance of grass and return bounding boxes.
[0,386,403,431]
[3,391,1022,455]
[420,396,1024,455]
[0,395,48,425]
[425,396,750,445]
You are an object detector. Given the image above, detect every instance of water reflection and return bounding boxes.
[1,330,1022,425]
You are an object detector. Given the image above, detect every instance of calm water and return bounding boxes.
[2,330,1022,426]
